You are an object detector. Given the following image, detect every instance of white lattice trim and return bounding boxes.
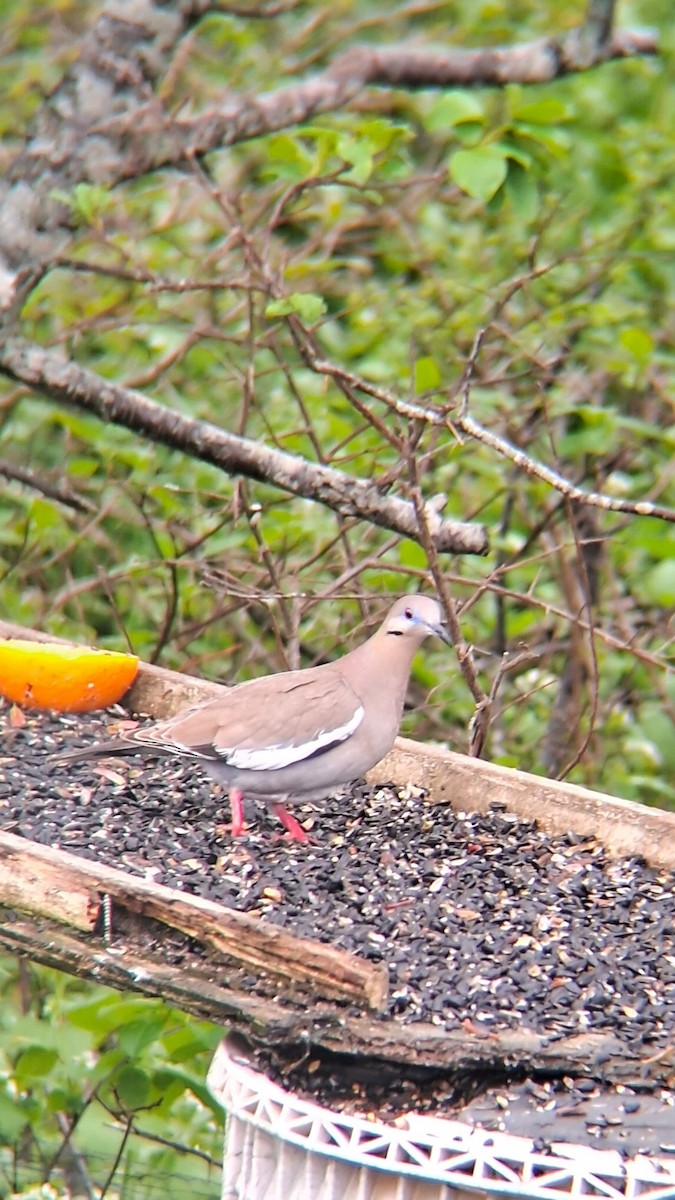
[208,1040,675,1200]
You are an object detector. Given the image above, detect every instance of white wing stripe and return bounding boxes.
[220,705,364,772]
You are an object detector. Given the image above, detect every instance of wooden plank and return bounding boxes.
[327,1016,643,1082]
[0,908,665,1087]
[0,910,302,1033]
[0,840,100,930]
[126,666,222,718]
[374,739,675,870]
[0,830,388,1011]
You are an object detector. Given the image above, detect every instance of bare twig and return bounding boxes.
[542,504,602,781]
[289,333,443,431]
[441,569,671,673]
[135,494,181,664]
[124,1123,220,1167]
[326,22,653,91]
[459,408,675,523]
[405,447,489,755]
[51,1112,97,1200]
[456,327,675,525]
[571,0,616,62]
[153,27,660,160]
[204,1,300,15]
[0,457,95,514]
[98,1107,134,1200]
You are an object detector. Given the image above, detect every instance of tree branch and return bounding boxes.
[124,26,660,167]
[576,0,617,60]
[327,23,654,90]
[457,408,675,524]
[0,0,657,300]
[0,337,488,555]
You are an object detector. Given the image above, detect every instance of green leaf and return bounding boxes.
[505,164,539,222]
[510,98,572,124]
[261,133,315,178]
[50,182,111,225]
[449,145,508,202]
[336,133,373,184]
[0,1092,29,1140]
[161,1022,223,1061]
[557,407,618,456]
[74,182,110,224]
[513,123,570,158]
[500,141,534,169]
[414,355,441,392]
[29,498,63,536]
[265,292,327,323]
[424,91,484,132]
[153,1067,224,1115]
[14,1045,59,1084]
[66,994,164,1035]
[619,327,653,364]
[67,455,99,479]
[118,1015,168,1059]
[636,706,675,772]
[45,1086,78,1114]
[398,540,428,570]
[114,1066,150,1109]
[638,559,675,606]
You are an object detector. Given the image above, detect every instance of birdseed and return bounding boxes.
[1,704,674,1054]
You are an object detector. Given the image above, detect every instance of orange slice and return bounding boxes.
[0,640,139,713]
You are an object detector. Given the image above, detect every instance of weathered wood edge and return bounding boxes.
[0,908,662,1086]
[0,910,304,1033]
[375,740,675,871]
[0,829,388,1012]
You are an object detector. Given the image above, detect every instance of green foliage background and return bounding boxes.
[0,0,674,1192]
[1,0,673,799]
[0,957,223,1197]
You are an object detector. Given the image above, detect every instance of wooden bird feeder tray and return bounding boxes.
[1,618,675,1196]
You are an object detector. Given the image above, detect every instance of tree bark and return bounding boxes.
[0,0,657,298]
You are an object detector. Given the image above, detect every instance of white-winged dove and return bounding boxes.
[58,594,450,842]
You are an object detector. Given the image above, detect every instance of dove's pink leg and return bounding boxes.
[229,787,246,836]
[272,802,310,843]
